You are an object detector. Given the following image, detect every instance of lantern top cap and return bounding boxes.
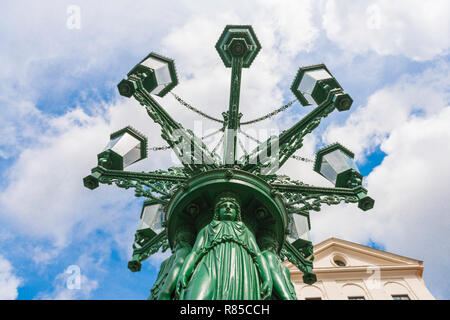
[215,25,261,68]
[291,63,343,106]
[110,126,148,159]
[128,52,179,97]
[313,142,355,173]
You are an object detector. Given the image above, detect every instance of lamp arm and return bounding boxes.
[130,231,168,267]
[85,166,188,204]
[132,84,221,173]
[273,183,372,213]
[280,241,315,281]
[240,90,342,174]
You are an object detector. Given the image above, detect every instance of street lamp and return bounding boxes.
[83,25,375,300]
[287,213,311,244]
[314,143,361,188]
[314,143,375,210]
[97,126,148,171]
[118,52,178,98]
[83,126,147,190]
[291,64,353,111]
[137,200,165,239]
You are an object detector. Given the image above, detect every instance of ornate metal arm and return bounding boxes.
[273,182,373,214]
[128,231,169,272]
[129,74,221,173]
[84,166,188,204]
[240,90,341,174]
[281,241,316,284]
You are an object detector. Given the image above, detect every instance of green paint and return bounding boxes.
[83,25,375,300]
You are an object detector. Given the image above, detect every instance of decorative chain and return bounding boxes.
[147,137,313,163]
[238,129,313,163]
[290,155,314,163]
[169,93,313,162]
[148,146,171,151]
[240,99,297,125]
[171,92,298,126]
[171,92,224,124]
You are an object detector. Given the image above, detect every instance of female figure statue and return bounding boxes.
[258,235,297,300]
[148,226,194,300]
[175,192,272,300]
[157,228,195,300]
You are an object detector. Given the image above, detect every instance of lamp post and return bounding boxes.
[83,25,374,300]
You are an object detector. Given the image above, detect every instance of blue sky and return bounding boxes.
[0,0,449,300]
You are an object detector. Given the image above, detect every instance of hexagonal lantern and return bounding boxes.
[118,52,178,98]
[291,64,353,111]
[215,25,261,68]
[314,143,362,188]
[97,126,147,170]
[136,200,165,241]
[286,212,311,245]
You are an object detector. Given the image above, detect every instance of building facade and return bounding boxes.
[288,237,435,300]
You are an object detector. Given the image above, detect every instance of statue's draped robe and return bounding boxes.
[180,220,261,300]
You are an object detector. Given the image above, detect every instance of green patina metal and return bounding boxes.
[83,25,375,300]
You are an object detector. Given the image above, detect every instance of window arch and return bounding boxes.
[342,283,368,300]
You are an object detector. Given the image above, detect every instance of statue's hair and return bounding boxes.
[213,191,241,221]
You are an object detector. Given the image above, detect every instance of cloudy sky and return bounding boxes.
[0,0,448,300]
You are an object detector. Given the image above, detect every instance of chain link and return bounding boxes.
[171,92,297,126]
[171,92,224,124]
[238,129,313,163]
[169,92,313,162]
[290,155,314,163]
[148,146,171,151]
[240,99,297,125]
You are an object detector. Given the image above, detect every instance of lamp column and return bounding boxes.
[216,26,261,166]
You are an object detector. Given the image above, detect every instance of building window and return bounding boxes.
[392,295,410,300]
[305,297,322,300]
[332,255,347,267]
[334,259,346,266]
[348,296,365,300]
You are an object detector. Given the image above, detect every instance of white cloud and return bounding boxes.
[0,98,169,248]
[323,61,450,161]
[309,64,450,299]
[1,0,449,300]
[0,255,22,300]
[322,0,450,61]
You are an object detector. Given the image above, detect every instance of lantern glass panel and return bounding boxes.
[287,214,310,243]
[105,132,142,168]
[297,68,333,104]
[320,149,357,184]
[140,56,172,94]
[138,203,164,234]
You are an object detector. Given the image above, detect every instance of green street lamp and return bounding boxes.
[83,25,375,300]
[137,200,165,238]
[287,213,311,244]
[118,52,178,98]
[291,64,353,111]
[97,126,148,171]
[314,143,361,188]
[314,143,374,211]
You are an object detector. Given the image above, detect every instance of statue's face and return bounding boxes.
[218,201,237,221]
